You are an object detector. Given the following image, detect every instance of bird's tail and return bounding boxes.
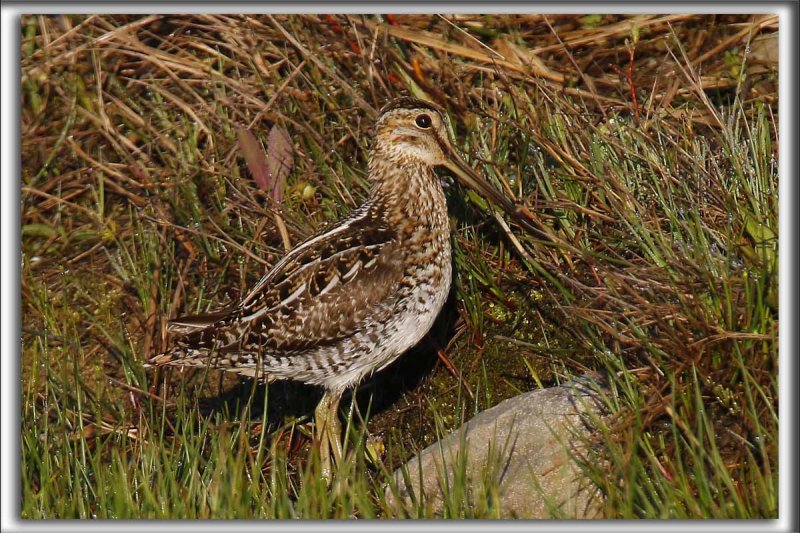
[145,308,228,368]
[166,306,236,336]
[143,346,212,369]
[144,344,272,381]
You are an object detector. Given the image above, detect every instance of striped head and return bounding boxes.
[371,97,453,167]
[369,97,513,211]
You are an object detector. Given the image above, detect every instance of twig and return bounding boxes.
[267,15,377,118]
[144,215,269,266]
[437,349,475,401]
[691,15,777,66]
[543,15,606,119]
[626,39,640,125]
[436,14,506,60]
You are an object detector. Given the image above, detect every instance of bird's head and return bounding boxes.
[370,97,515,213]
[372,97,453,167]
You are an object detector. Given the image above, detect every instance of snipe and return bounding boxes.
[146,97,512,478]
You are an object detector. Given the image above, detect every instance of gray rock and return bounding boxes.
[386,378,607,518]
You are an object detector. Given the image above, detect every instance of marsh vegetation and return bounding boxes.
[21,14,778,518]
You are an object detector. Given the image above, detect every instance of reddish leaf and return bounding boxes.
[237,124,294,202]
[266,125,293,203]
[237,127,271,191]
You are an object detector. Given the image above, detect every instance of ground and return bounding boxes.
[20,14,778,518]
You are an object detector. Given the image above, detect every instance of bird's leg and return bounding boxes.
[326,390,344,465]
[315,393,333,481]
[315,390,344,482]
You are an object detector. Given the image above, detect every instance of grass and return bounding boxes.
[20,14,778,518]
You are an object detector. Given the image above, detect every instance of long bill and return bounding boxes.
[444,151,537,233]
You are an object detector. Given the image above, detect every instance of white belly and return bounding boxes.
[323,253,452,391]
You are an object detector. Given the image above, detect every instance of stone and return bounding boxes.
[386,377,607,518]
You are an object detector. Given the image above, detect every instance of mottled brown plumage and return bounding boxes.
[146,97,511,478]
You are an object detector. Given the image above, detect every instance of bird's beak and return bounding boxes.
[445,151,511,210]
[444,151,518,216]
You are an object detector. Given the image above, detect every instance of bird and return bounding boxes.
[146,97,516,478]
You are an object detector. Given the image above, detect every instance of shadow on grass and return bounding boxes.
[182,289,458,437]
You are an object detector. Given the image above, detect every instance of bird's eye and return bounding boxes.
[415,114,432,129]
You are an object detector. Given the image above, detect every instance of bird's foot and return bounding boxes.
[315,391,344,484]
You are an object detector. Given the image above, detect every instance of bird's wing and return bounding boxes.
[165,200,405,356]
[232,201,405,353]
[166,306,237,336]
